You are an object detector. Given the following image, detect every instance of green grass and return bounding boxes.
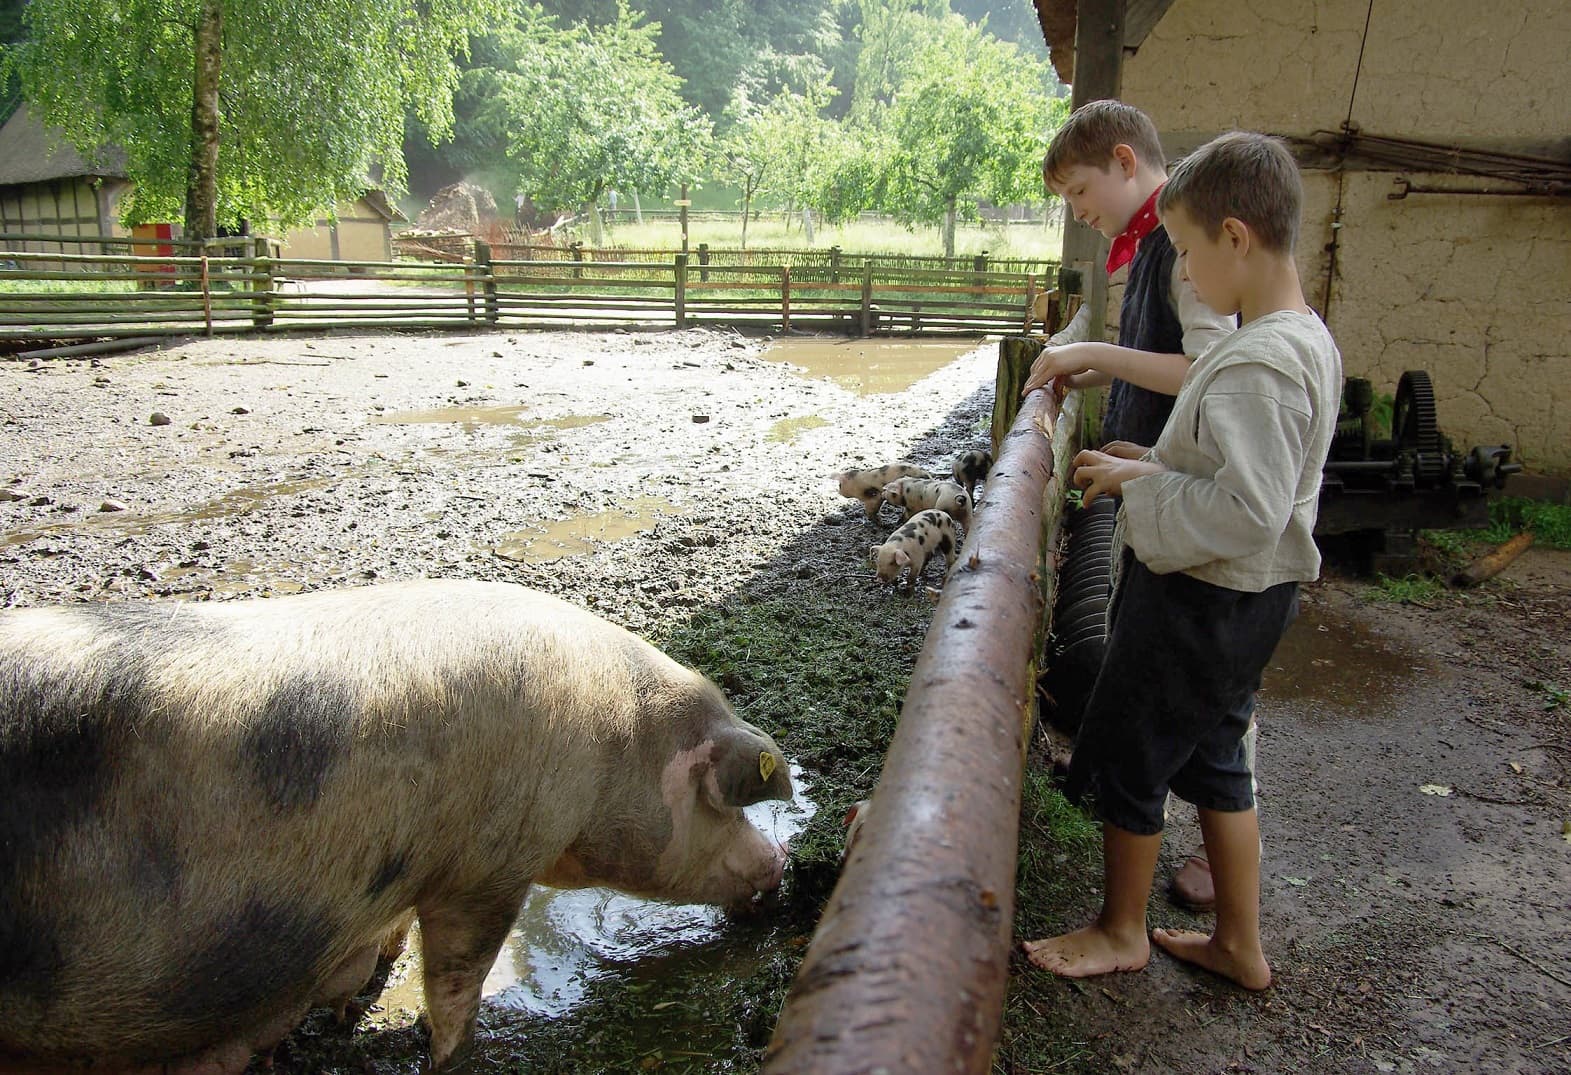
[0,277,138,294]
[1420,495,1571,572]
[575,215,1064,263]
[1367,573,1447,603]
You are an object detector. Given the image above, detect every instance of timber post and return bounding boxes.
[249,236,273,330]
[697,242,710,282]
[674,253,688,329]
[781,265,791,334]
[474,240,499,325]
[858,265,874,336]
[993,336,1047,460]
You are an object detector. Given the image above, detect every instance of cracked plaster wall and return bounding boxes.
[1118,0,1571,471]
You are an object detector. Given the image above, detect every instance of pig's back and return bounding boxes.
[0,580,657,1061]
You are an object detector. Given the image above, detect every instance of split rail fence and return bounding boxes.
[1,233,1062,344]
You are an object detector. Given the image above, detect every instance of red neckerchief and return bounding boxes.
[1105,185,1163,275]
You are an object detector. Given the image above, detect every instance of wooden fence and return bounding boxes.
[1,233,1063,343]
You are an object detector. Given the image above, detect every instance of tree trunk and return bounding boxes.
[942,195,957,259]
[741,189,752,251]
[802,206,814,244]
[633,189,644,224]
[585,197,604,247]
[183,0,223,242]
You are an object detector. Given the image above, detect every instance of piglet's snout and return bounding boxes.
[728,834,788,901]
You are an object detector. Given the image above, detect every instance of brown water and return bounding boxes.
[760,339,979,395]
[371,769,815,1021]
[490,496,683,563]
[1261,603,1430,712]
[767,415,830,443]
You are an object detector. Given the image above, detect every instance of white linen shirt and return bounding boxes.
[1119,309,1343,592]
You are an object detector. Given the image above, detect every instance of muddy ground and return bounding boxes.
[2,329,1568,1074]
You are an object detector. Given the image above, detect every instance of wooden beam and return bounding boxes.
[1124,0,1177,48]
[1061,0,1126,344]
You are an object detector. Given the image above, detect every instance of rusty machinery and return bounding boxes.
[1318,369,1520,573]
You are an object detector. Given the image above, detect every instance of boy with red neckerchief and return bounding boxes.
[1023,99,1240,913]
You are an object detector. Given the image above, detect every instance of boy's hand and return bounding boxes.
[1022,343,1101,397]
[1098,440,1150,461]
[1071,449,1167,505]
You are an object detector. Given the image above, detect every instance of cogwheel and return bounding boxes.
[1393,370,1444,483]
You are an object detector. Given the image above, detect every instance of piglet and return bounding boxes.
[881,477,972,528]
[870,508,958,588]
[952,449,993,498]
[836,462,932,520]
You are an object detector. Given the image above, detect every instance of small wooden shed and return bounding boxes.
[276,190,404,265]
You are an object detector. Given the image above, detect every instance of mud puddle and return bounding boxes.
[372,768,815,1023]
[1,477,334,547]
[761,338,980,395]
[373,405,611,436]
[490,496,683,563]
[1260,601,1431,712]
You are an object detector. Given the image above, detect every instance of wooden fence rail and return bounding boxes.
[1,238,1063,343]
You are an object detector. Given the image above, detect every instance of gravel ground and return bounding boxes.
[3,328,1567,1075]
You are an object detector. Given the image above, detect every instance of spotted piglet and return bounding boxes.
[881,477,972,528]
[836,462,932,520]
[952,449,993,499]
[870,508,958,589]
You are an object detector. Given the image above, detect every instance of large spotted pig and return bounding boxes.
[0,580,792,1073]
[951,449,993,499]
[836,462,931,520]
[881,476,973,528]
[870,508,958,588]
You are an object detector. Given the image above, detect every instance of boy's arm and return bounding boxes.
[1120,366,1314,574]
[1024,342,1191,396]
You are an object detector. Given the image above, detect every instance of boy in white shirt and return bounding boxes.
[1021,132,1342,989]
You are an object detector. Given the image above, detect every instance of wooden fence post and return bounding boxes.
[858,265,874,337]
[674,252,688,329]
[200,254,213,336]
[250,236,273,330]
[829,244,842,283]
[781,265,791,334]
[698,242,710,283]
[571,241,584,280]
[1022,274,1037,334]
[474,240,499,325]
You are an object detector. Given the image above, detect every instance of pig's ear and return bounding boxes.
[702,727,793,809]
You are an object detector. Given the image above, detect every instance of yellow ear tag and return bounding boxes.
[759,751,777,783]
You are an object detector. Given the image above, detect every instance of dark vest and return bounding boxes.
[1101,225,1185,448]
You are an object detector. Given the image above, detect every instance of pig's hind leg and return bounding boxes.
[416,887,529,1070]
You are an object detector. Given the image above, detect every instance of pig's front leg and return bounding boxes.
[417,886,529,1070]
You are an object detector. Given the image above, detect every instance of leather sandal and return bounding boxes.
[1170,853,1216,911]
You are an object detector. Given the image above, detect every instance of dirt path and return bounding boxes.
[3,330,1567,1074]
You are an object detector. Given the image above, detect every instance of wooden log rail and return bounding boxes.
[1,247,1056,340]
[765,341,1069,1074]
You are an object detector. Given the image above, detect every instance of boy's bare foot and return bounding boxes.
[1022,924,1150,978]
[1150,927,1271,990]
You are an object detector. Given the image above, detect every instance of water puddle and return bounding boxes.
[767,416,830,443]
[374,406,610,436]
[1261,603,1430,712]
[372,767,816,1020]
[491,497,682,563]
[760,338,978,395]
[1,478,333,546]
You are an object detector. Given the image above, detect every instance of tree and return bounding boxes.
[713,77,837,249]
[878,14,1056,256]
[479,4,710,246]
[2,0,507,240]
